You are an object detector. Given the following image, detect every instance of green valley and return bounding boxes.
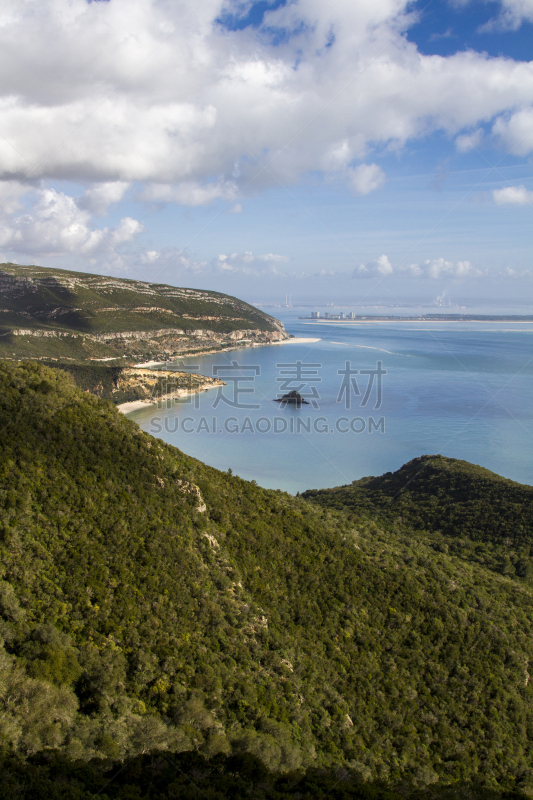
[0,362,532,797]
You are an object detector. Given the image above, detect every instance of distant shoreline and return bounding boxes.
[299,315,533,323]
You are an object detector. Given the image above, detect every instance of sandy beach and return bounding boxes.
[132,337,321,369]
[118,338,321,413]
[117,382,222,414]
[117,400,153,414]
[267,337,321,345]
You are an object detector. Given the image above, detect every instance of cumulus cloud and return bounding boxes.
[109,216,144,246]
[135,248,207,276]
[455,128,483,153]
[401,258,484,279]
[493,185,533,205]
[213,251,290,274]
[0,181,34,215]
[492,108,533,156]
[0,0,532,200]
[139,250,161,264]
[354,254,393,278]
[79,181,130,216]
[346,164,386,195]
[477,0,533,31]
[505,266,533,278]
[0,187,143,258]
[354,257,486,280]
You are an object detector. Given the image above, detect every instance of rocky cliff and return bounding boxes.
[0,263,288,361]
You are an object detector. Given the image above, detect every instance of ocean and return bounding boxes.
[126,310,533,494]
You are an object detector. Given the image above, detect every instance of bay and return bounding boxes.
[127,311,533,494]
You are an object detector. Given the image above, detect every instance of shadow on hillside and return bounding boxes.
[0,271,96,333]
[1,751,529,799]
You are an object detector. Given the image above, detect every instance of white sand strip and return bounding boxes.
[117,400,152,414]
[117,381,223,414]
[268,337,321,345]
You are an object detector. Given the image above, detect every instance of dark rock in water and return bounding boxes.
[274,390,309,406]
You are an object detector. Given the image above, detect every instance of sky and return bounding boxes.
[0,0,532,306]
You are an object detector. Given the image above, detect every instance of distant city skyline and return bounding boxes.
[0,0,532,305]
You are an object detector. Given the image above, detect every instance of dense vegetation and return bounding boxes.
[40,361,218,405]
[0,263,284,360]
[302,456,533,581]
[1,362,533,796]
[0,751,528,799]
[40,362,127,400]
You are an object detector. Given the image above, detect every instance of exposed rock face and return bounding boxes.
[274,390,309,406]
[0,263,289,361]
[175,480,207,513]
[114,368,224,406]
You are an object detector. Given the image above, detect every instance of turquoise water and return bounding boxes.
[127,313,533,493]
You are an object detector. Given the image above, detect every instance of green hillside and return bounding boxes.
[302,455,533,580]
[1,363,533,796]
[0,263,287,361]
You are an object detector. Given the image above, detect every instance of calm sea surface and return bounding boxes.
[127,311,533,494]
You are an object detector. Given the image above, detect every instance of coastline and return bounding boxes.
[118,338,321,414]
[132,337,322,369]
[263,337,321,345]
[301,319,533,325]
[117,380,223,415]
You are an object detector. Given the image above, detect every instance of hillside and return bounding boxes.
[40,361,224,406]
[302,455,533,580]
[0,263,287,361]
[2,363,533,796]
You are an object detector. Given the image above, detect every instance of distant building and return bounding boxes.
[339,312,345,319]
[347,312,356,319]
[311,311,320,318]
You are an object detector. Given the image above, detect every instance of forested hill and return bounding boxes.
[302,456,533,579]
[0,263,287,361]
[2,362,533,797]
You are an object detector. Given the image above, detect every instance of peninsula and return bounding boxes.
[0,263,288,362]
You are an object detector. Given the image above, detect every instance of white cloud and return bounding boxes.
[138,180,238,206]
[256,253,290,263]
[80,181,130,216]
[354,254,393,278]
[0,0,532,199]
[139,250,161,264]
[0,188,143,258]
[455,128,483,153]
[505,266,533,277]
[347,163,386,195]
[109,216,144,246]
[229,203,242,213]
[401,258,484,279]
[136,248,207,276]
[477,0,533,31]
[403,262,424,277]
[493,185,533,205]
[0,181,34,215]
[213,251,289,273]
[492,109,533,156]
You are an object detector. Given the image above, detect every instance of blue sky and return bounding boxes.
[0,0,532,306]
